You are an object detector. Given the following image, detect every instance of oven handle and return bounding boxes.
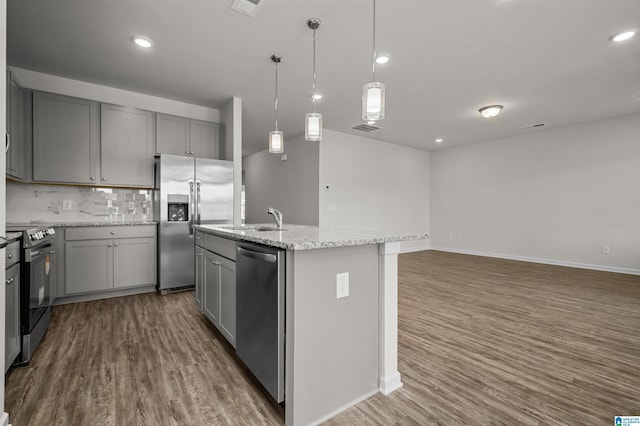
[25,247,55,262]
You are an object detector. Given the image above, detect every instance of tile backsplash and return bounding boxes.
[6,181,154,224]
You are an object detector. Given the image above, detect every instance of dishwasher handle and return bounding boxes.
[237,246,278,263]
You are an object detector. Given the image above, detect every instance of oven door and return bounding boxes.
[24,244,55,332]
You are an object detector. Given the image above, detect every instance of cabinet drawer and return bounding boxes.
[203,234,236,261]
[5,240,21,268]
[65,225,156,241]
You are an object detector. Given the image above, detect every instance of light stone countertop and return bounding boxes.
[194,223,429,251]
[7,221,157,230]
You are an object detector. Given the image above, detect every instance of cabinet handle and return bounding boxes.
[50,250,56,255]
[108,243,113,247]
[195,236,201,240]
[114,243,118,247]
[7,253,12,259]
[5,131,10,153]
[90,176,96,181]
[110,231,116,235]
[196,253,203,257]
[10,167,16,172]
[5,277,14,285]
[102,177,107,182]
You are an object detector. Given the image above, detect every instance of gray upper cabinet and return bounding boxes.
[189,119,219,159]
[101,104,154,187]
[33,92,100,184]
[156,113,219,159]
[6,71,25,180]
[156,113,189,156]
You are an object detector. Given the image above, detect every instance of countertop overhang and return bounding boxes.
[194,224,429,251]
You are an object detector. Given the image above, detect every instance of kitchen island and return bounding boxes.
[194,224,428,426]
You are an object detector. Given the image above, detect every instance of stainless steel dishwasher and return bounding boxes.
[236,242,285,403]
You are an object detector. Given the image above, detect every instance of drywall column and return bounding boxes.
[221,97,243,225]
[379,242,403,394]
[1,1,8,424]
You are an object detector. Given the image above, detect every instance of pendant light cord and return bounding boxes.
[372,0,376,82]
[312,27,317,113]
[275,60,279,131]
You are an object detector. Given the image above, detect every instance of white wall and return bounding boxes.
[221,97,243,225]
[430,113,640,274]
[318,129,430,252]
[10,67,220,122]
[244,134,319,225]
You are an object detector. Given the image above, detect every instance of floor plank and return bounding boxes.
[5,250,640,425]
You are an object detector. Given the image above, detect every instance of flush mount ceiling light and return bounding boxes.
[479,105,503,118]
[435,138,443,143]
[362,0,385,122]
[367,120,376,125]
[133,36,153,48]
[305,18,323,142]
[375,54,390,64]
[269,54,284,154]
[311,93,323,101]
[610,30,637,42]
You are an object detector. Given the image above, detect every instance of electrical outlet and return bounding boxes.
[601,245,610,255]
[62,200,72,211]
[336,272,349,299]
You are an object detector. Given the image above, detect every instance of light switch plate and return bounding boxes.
[62,200,72,211]
[336,272,349,299]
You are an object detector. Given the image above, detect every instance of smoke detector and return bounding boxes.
[230,0,263,17]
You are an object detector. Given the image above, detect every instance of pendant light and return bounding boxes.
[362,0,385,122]
[305,18,322,142]
[269,54,284,153]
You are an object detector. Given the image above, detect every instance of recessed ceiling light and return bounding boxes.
[479,105,503,118]
[133,36,153,48]
[375,55,390,64]
[435,138,443,143]
[311,93,323,101]
[610,30,637,42]
[367,120,376,125]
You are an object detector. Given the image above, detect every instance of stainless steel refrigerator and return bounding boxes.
[155,154,233,292]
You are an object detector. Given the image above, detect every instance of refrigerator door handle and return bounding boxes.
[188,179,195,235]
[196,180,202,225]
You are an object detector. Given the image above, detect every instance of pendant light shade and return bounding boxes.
[269,130,284,153]
[269,54,284,154]
[305,18,323,142]
[362,0,385,122]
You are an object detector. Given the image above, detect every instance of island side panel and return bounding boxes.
[379,241,403,394]
[285,245,379,426]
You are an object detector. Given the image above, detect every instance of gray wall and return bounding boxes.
[318,129,430,252]
[430,112,640,273]
[244,133,319,225]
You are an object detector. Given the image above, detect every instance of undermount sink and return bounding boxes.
[254,226,286,232]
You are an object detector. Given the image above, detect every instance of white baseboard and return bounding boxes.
[430,246,640,276]
[1,412,10,426]
[379,372,403,395]
[308,388,379,426]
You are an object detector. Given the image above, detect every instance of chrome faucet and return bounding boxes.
[266,207,283,229]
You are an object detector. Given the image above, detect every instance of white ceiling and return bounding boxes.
[7,0,640,157]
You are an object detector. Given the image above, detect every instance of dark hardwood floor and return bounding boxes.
[6,250,640,425]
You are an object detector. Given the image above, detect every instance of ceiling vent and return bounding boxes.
[230,0,262,17]
[352,124,380,132]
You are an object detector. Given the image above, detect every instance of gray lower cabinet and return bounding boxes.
[5,263,21,372]
[33,92,100,184]
[156,113,220,159]
[100,104,154,187]
[6,70,25,180]
[200,242,236,348]
[65,226,156,296]
[195,245,204,309]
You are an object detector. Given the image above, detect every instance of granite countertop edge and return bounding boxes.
[194,224,429,251]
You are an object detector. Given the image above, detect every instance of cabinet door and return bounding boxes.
[189,120,219,159]
[113,237,156,289]
[100,104,153,187]
[33,92,100,184]
[65,240,112,294]
[202,250,220,325]
[217,255,236,348]
[7,74,25,179]
[195,246,204,310]
[5,263,21,372]
[156,113,189,156]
